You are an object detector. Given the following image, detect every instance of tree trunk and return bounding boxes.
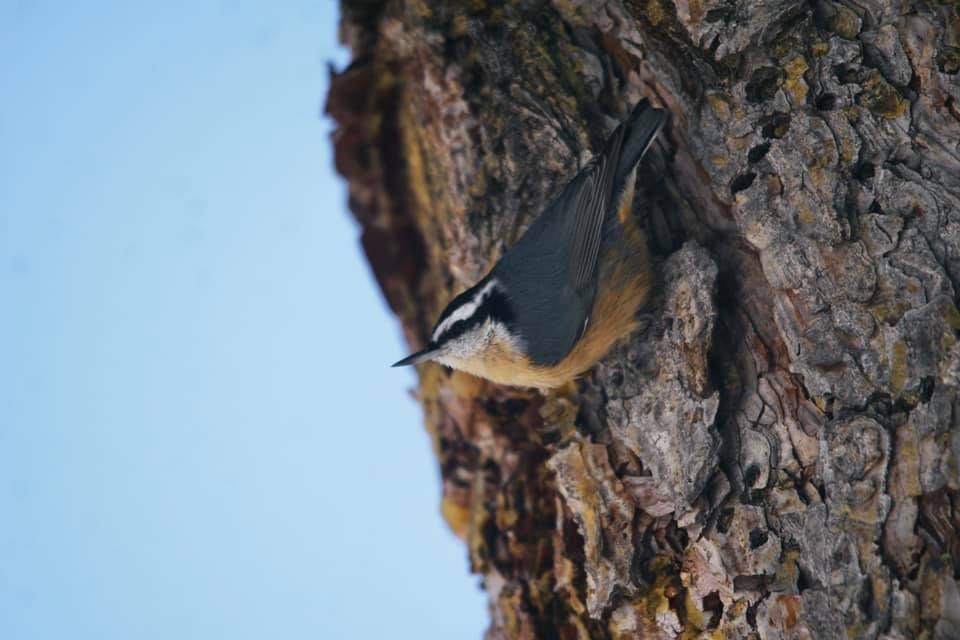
[327,1,960,637]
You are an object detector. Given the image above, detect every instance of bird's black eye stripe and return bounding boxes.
[484,289,515,325]
[434,289,515,344]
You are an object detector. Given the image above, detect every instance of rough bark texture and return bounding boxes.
[327,1,960,638]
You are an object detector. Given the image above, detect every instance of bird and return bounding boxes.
[393,100,668,388]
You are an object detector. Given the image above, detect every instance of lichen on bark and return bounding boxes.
[328,0,960,637]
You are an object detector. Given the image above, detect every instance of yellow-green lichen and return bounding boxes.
[890,339,908,393]
[945,303,960,330]
[411,0,432,19]
[398,91,433,224]
[814,395,829,413]
[418,364,445,455]
[552,0,587,26]
[941,330,957,351]
[838,133,857,165]
[537,388,579,445]
[811,40,831,57]
[857,70,908,118]
[771,36,801,61]
[706,92,731,117]
[442,494,471,539]
[870,300,913,325]
[682,588,709,631]
[507,17,592,117]
[772,549,801,592]
[638,556,682,620]
[492,491,516,533]
[798,205,817,225]
[828,4,861,40]
[645,0,666,27]
[900,389,921,409]
[467,472,490,571]
[450,14,468,36]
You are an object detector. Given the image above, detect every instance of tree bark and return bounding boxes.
[327,1,960,637]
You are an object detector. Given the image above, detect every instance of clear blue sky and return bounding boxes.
[0,2,485,638]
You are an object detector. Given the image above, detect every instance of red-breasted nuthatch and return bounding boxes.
[393,100,668,388]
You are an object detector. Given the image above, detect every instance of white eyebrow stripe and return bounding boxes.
[432,279,499,342]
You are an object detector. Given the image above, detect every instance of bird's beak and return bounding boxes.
[391,347,439,368]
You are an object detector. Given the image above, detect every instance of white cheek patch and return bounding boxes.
[432,279,499,342]
[435,318,523,370]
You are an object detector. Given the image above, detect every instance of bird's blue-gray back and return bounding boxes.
[494,101,666,366]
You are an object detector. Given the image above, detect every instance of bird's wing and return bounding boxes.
[491,101,667,366]
[566,125,626,296]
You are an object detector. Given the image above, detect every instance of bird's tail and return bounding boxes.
[614,99,668,190]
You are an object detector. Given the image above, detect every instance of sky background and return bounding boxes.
[0,2,486,638]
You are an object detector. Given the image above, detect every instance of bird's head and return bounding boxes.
[392,277,518,370]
